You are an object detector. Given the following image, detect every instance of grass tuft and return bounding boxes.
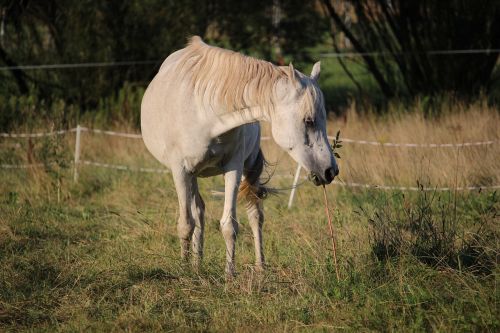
[368,189,498,275]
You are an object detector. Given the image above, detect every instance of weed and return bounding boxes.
[35,126,70,203]
[368,187,498,275]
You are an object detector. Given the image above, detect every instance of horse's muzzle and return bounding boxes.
[309,166,339,186]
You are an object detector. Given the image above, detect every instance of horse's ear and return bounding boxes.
[311,61,321,81]
[288,62,296,81]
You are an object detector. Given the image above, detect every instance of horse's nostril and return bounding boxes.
[324,167,338,183]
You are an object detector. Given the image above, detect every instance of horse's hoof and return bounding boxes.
[191,256,202,270]
[254,263,266,273]
[225,267,236,280]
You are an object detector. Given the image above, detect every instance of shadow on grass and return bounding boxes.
[127,267,178,282]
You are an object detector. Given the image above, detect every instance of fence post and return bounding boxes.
[287,164,302,209]
[73,125,81,182]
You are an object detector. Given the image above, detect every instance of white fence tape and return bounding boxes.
[0,60,158,71]
[2,159,498,192]
[81,160,169,174]
[75,162,500,192]
[1,49,499,71]
[264,136,498,147]
[0,143,21,148]
[332,181,500,192]
[2,127,497,147]
[79,127,143,138]
[329,137,496,148]
[319,48,500,58]
[0,163,46,169]
[0,129,74,138]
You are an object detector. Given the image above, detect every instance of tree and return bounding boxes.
[322,0,500,99]
[0,0,327,115]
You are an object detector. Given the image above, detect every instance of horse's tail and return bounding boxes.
[238,149,275,204]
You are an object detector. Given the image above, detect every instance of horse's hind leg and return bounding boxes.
[221,168,242,277]
[171,167,197,261]
[246,199,265,271]
[191,192,205,267]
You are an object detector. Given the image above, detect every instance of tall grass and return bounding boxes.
[367,188,498,275]
[261,102,500,190]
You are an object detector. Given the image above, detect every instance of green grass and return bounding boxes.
[1,165,498,331]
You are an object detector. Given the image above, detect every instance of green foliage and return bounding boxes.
[0,84,145,130]
[0,0,199,110]
[0,0,328,129]
[1,1,499,126]
[323,0,500,100]
[37,131,71,203]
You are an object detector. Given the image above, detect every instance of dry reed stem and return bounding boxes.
[322,185,340,280]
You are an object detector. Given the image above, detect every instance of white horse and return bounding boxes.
[141,36,338,276]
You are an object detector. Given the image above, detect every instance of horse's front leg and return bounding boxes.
[171,167,198,261]
[221,167,242,277]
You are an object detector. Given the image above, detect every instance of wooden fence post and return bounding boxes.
[287,164,302,209]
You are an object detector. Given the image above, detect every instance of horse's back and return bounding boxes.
[157,47,188,75]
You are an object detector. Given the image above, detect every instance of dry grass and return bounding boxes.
[262,102,500,189]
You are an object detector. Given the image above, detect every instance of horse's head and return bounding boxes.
[271,62,339,186]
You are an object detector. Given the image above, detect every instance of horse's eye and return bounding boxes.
[304,117,315,128]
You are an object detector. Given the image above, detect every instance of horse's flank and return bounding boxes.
[173,36,320,117]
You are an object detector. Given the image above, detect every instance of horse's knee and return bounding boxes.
[188,193,204,219]
[194,197,205,222]
[197,195,205,211]
[255,208,264,226]
[220,216,238,240]
[247,203,264,228]
[177,216,195,240]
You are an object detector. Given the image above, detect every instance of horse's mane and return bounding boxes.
[174,36,320,117]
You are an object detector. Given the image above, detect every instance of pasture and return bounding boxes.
[1,104,499,331]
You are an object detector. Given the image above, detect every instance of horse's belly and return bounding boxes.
[196,165,225,178]
[187,130,243,176]
[188,147,226,177]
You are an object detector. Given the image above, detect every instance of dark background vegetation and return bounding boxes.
[0,0,499,130]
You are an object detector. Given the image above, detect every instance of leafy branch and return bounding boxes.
[331,130,342,159]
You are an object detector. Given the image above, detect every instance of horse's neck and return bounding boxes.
[210,106,268,138]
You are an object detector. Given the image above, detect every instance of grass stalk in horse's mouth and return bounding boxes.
[322,185,340,280]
